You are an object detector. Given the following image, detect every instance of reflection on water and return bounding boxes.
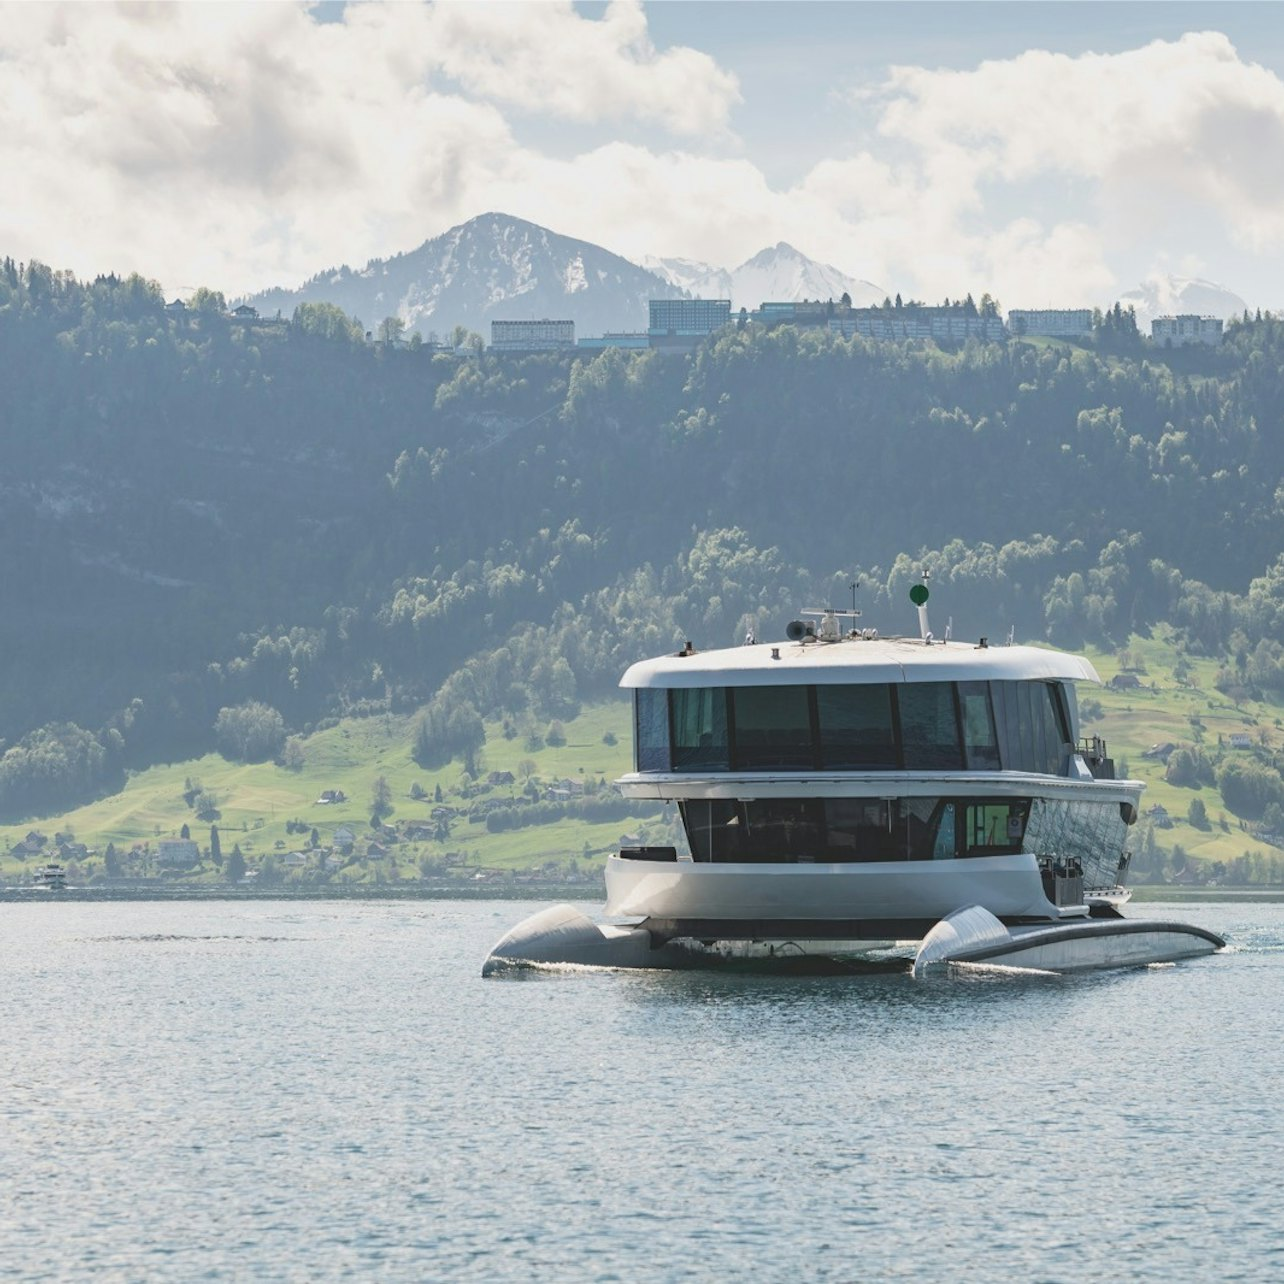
[0,898,1277,1280]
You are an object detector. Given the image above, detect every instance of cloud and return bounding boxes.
[423,0,740,135]
[0,9,1281,309]
[867,31,1284,260]
[0,1,739,292]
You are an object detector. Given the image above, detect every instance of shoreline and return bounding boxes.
[5,883,1284,905]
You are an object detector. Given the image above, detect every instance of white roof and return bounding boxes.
[620,637,1099,689]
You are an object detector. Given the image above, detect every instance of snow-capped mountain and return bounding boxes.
[1119,275,1248,328]
[247,213,681,339]
[644,243,885,310]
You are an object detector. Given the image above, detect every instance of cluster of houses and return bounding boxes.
[8,830,88,864]
[490,300,1227,354]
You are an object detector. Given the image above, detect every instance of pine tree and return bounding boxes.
[210,824,223,867]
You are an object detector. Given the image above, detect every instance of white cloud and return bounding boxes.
[423,0,740,135]
[0,8,1281,308]
[0,1,739,293]
[869,32,1284,259]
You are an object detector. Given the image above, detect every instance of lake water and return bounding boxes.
[2,897,1281,1281]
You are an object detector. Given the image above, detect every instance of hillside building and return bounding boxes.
[1007,309,1094,338]
[490,319,575,352]
[755,300,835,327]
[829,308,1007,342]
[157,838,200,867]
[1151,315,1223,347]
[648,298,731,348]
[576,332,650,351]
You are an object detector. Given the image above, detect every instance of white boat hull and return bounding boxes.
[913,905,1223,975]
[603,853,1056,924]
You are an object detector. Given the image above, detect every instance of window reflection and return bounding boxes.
[679,796,1030,863]
[638,680,1074,776]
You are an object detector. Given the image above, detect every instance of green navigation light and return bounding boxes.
[909,584,930,606]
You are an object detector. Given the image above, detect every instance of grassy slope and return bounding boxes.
[0,702,671,881]
[5,628,1281,879]
[1082,631,1279,866]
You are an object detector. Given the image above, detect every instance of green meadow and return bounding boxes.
[5,628,1283,883]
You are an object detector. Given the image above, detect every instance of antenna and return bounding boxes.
[1006,625,1016,647]
[850,580,860,615]
[909,570,932,643]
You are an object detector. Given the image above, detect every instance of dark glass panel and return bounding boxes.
[682,795,1034,863]
[739,799,826,861]
[958,681,1000,770]
[679,799,739,861]
[731,685,815,769]
[822,798,899,861]
[816,684,898,768]
[897,683,965,769]
[635,688,670,772]
[670,687,730,771]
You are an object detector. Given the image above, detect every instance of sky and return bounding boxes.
[3,1,1284,309]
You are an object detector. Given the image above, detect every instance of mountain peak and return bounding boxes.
[248,212,679,337]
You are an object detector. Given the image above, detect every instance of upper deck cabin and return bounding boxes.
[620,634,1100,778]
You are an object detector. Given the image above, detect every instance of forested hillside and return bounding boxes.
[4,256,1284,821]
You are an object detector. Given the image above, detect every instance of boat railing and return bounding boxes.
[1078,735,1116,780]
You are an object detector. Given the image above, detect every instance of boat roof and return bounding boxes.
[620,636,1100,689]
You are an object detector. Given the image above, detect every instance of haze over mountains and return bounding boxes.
[641,243,886,310]
[245,211,1250,339]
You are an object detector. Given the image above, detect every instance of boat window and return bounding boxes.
[960,800,1029,856]
[731,685,815,769]
[991,682,1068,774]
[816,684,898,768]
[679,799,740,861]
[670,687,730,771]
[822,798,899,860]
[739,799,826,860]
[958,681,1001,770]
[897,683,965,769]
[635,689,671,772]
[679,796,1028,863]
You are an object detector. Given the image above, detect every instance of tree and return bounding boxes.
[104,842,120,877]
[371,774,393,821]
[310,827,320,848]
[292,300,363,343]
[180,822,191,840]
[225,843,246,883]
[1188,798,1208,829]
[209,825,223,867]
[189,286,227,315]
[378,315,406,345]
[193,789,221,821]
[214,701,287,763]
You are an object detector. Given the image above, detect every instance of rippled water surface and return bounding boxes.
[2,898,1281,1281]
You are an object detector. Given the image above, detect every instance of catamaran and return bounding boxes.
[484,586,1223,975]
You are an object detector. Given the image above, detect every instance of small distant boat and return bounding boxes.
[32,863,67,889]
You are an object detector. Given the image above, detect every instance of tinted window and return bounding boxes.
[732,686,815,769]
[958,681,1000,770]
[992,681,1068,774]
[670,687,730,771]
[635,688,670,772]
[816,684,898,768]
[680,795,1030,862]
[897,683,964,769]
